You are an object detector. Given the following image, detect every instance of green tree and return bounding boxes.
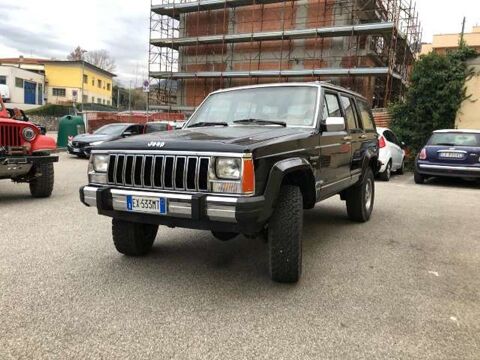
[390,45,477,155]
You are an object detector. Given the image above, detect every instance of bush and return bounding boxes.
[389,45,477,156]
[25,104,73,117]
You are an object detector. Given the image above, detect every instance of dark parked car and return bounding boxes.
[415,129,480,184]
[68,123,144,158]
[79,83,379,283]
[144,121,185,134]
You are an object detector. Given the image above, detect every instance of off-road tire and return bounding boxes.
[268,185,303,283]
[346,167,375,223]
[397,160,405,175]
[211,231,238,241]
[112,219,158,256]
[414,171,425,184]
[379,161,392,181]
[29,163,54,198]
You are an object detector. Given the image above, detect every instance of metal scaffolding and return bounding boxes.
[149,0,421,112]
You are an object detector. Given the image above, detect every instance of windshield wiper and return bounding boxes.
[233,118,287,127]
[188,122,229,128]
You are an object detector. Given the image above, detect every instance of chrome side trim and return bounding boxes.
[419,164,480,172]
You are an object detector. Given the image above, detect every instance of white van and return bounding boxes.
[0,84,10,102]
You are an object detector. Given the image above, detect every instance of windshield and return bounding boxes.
[94,124,128,136]
[187,86,318,128]
[428,132,480,147]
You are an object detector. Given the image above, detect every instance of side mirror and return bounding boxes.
[325,117,345,132]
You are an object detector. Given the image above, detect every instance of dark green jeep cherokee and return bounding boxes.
[80,82,379,283]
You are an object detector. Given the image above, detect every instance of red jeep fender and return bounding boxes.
[31,134,57,153]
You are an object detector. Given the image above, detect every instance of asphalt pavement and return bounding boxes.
[1,153,479,359]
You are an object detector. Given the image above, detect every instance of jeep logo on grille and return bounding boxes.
[147,141,165,148]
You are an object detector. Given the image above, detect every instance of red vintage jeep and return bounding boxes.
[0,97,58,197]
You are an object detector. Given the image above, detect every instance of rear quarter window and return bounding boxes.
[357,100,375,132]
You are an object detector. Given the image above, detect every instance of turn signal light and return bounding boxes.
[378,136,386,148]
[242,158,255,194]
[419,148,427,160]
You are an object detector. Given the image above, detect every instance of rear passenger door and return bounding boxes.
[355,99,379,171]
[340,94,364,178]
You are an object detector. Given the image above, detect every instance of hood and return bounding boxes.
[95,126,314,153]
[72,133,117,143]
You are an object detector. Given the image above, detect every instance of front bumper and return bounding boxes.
[67,144,91,156]
[416,162,480,178]
[79,185,266,235]
[0,155,59,179]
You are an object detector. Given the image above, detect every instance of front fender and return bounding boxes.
[259,157,315,221]
[31,134,57,153]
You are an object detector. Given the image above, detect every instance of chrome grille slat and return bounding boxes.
[107,153,210,192]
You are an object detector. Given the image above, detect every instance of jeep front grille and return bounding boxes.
[107,154,211,192]
[0,124,22,147]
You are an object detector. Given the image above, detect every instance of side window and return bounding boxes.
[324,93,342,118]
[340,95,360,132]
[357,100,375,132]
[383,131,393,143]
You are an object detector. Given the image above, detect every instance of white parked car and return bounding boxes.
[377,127,406,181]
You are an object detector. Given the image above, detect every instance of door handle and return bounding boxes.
[343,136,352,141]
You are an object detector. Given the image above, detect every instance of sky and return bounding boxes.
[0,0,479,86]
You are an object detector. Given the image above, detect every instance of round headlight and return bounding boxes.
[216,158,241,180]
[92,154,109,173]
[22,127,36,142]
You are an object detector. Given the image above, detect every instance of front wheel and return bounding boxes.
[211,231,238,241]
[345,167,375,223]
[112,219,158,256]
[379,161,392,181]
[397,160,405,175]
[29,163,54,198]
[268,185,303,283]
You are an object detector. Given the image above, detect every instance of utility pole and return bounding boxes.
[460,17,466,45]
[128,81,132,113]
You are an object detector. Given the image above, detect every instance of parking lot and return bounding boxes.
[1,153,479,359]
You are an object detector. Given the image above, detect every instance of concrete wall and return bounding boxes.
[0,65,45,108]
[456,56,480,130]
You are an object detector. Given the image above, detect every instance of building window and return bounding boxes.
[107,100,111,106]
[82,95,88,103]
[0,76,6,85]
[97,79,102,88]
[52,88,66,97]
[107,83,111,91]
[83,75,88,84]
[92,77,95,86]
[92,96,95,103]
[97,98,102,104]
[15,77,24,88]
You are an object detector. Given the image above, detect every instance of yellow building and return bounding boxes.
[44,61,115,106]
[456,56,480,130]
[421,26,480,55]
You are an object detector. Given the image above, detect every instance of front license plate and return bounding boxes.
[439,152,463,159]
[73,148,81,153]
[126,195,167,215]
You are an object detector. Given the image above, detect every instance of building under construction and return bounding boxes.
[149,0,421,112]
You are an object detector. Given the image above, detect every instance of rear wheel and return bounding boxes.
[268,185,303,283]
[379,161,392,181]
[345,167,375,223]
[397,160,405,175]
[414,171,425,184]
[29,163,54,198]
[112,219,158,256]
